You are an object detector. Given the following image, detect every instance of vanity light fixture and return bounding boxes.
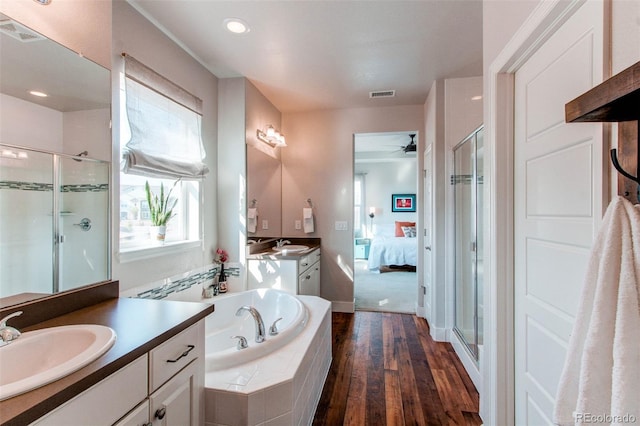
[257,125,286,147]
[29,90,48,98]
[224,18,250,34]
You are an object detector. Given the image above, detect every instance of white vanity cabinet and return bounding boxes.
[31,321,204,426]
[298,250,321,296]
[247,248,321,296]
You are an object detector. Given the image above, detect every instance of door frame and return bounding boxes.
[483,0,609,424]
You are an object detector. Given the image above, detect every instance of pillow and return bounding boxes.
[395,221,416,237]
[401,226,417,238]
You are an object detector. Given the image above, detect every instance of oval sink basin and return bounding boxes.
[0,324,116,401]
[273,245,310,253]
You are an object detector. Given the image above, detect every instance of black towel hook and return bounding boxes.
[610,148,640,184]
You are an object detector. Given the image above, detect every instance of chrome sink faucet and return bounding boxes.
[235,306,266,343]
[0,311,22,347]
[276,239,291,248]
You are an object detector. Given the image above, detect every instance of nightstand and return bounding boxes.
[354,238,371,259]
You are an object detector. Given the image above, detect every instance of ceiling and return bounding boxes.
[355,131,417,162]
[128,0,483,113]
[0,13,111,112]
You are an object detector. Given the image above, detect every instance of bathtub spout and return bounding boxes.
[235,305,266,343]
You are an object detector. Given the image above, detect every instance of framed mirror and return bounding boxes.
[0,13,111,307]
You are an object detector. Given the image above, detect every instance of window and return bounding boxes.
[354,174,366,238]
[119,54,207,253]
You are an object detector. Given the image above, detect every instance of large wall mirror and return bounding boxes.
[0,13,111,307]
[246,141,282,239]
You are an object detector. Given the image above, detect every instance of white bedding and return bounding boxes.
[367,235,418,271]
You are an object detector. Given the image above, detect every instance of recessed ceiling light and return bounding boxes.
[224,18,250,34]
[471,95,483,101]
[29,90,48,97]
[33,0,52,4]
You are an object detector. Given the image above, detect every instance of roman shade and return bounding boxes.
[121,53,209,179]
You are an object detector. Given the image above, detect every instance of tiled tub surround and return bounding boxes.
[203,295,331,426]
[125,267,332,425]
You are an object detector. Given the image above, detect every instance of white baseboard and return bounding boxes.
[430,326,448,342]
[332,299,355,313]
[415,304,426,319]
[450,330,481,390]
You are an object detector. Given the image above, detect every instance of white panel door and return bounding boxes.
[423,146,433,320]
[514,2,604,424]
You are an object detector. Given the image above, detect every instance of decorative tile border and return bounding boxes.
[61,183,109,193]
[134,265,240,300]
[0,181,108,192]
[0,180,52,191]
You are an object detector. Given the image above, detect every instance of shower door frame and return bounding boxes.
[452,125,484,362]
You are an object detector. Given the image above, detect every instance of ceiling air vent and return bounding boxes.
[0,19,45,42]
[369,90,395,99]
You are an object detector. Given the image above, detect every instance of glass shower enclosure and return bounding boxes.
[0,144,110,299]
[452,126,484,361]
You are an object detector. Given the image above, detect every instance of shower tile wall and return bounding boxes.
[0,150,54,297]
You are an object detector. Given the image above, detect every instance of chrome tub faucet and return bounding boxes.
[235,306,266,343]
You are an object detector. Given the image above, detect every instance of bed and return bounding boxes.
[367,223,418,271]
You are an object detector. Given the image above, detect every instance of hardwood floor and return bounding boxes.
[313,311,482,426]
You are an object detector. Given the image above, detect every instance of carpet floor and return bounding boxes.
[354,259,417,313]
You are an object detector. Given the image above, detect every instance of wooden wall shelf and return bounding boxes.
[566,61,640,123]
[565,60,640,204]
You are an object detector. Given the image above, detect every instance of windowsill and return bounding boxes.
[117,239,202,263]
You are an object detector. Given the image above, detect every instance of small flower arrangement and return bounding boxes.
[214,248,228,264]
[214,248,229,294]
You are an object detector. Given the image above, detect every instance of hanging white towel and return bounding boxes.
[554,196,640,425]
[303,207,314,233]
[247,208,258,234]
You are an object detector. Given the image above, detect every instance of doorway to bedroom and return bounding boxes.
[353,132,418,313]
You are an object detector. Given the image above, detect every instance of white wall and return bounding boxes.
[282,105,424,310]
[0,94,63,152]
[64,109,111,162]
[355,160,417,234]
[112,1,219,292]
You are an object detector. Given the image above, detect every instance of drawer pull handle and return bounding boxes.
[155,407,166,419]
[166,344,195,363]
[305,275,311,280]
[301,262,309,267]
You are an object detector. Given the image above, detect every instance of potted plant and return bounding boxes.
[145,179,179,242]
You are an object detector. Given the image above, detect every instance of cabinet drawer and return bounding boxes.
[149,323,200,393]
[299,249,320,274]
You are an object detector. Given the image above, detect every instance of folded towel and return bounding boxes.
[247,208,258,233]
[303,208,314,233]
[554,196,640,425]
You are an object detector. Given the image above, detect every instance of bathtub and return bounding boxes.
[200,289,332,426]
[204,288,309,369]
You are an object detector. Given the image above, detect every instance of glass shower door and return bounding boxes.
[58,156,109,292]
[453,126,484,361]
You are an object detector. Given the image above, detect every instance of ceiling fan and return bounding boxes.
[400,134,417,154]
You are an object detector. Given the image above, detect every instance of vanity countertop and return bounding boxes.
[0,297,213,426]
[245,237,321,260]
[246,244,320,260]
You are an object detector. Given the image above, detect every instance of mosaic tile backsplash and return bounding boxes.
[133,264,240,300]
